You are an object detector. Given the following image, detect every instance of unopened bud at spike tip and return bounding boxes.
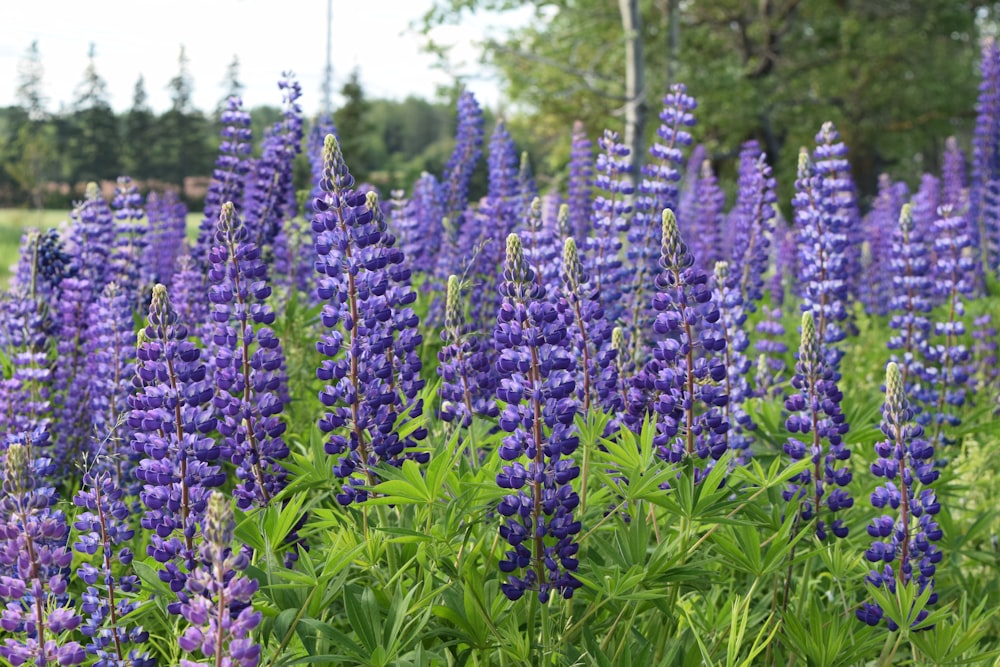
[899,202,914,233]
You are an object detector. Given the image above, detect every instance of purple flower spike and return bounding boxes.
[712,261,754,464]
[560,237,619,419]
[915,205,976,452]
[627,84,699,357]
[110,175,148,305]
[587,129,634,325]
[782,311,852,541]
[209,201,290,509]
[313,135,427,506]
[971,37,1000,274]
[857,362,940,631]
[127,284,223,612]
[436,91,484,280]
[730,141,777,310]
[567,121,593,244]
[73,470,153,665]
[143,190,188,289]
[0,439,85,666]
[793,144,851,378]
[244,73,304,251]
[178,492,261,667]
[494,233,582,603]
[647,209,729,475]
[193,96,253,273]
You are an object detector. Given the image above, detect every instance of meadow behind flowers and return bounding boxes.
[0,62,998,666]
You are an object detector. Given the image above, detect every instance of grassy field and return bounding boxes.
[0,208,201,288]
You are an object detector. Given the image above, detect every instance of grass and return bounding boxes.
[0,207,202,288]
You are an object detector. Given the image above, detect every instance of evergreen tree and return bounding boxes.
[15,40,47,122]
[69,43,120,183]
[160,46,210,190]
[122,75,156,179]
[217,54,244,118]
[333,68,373,182]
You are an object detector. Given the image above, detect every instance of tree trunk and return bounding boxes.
[619,0,646,173]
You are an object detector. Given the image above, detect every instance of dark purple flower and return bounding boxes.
[178,492,261,667]
[313,136,427,506]
[0,439,85,666]
[494,233,582,602]
[647,209,729,473]
[858,362,940,631]
[208,202,289,509]
[782,311,852,541]
[127,284,223,611]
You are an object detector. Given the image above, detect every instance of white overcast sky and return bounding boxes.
[1,0,531,114]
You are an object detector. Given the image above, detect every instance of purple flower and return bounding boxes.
[647,209,729,472]
[494,233,582,602]
[782,311,852,541]
[73,471,152,665]
[566,121,593,244]
[560,237,619,418]
[729,141,778,309]
[110,176,148,305]
[587,129,634,325]
[391,173,445,276]
[244,73,303,251]
[436,91,484,281]
[85,282,138,480]
[313,136,427,506]
[712,261,754,463]
[970,37,1000,274]
[793,142,851,377]
[178,492,261,667]
[192,96,253,273]
[208,202,290,509]
[51,277,95,474]
[916,205,976,450]
[143,190,188,289]
[67,183,115,298]
[857,362,940,631]
[754,307,787,397]
[626,84,699,357]
[127,284,224,611]
[860,175,908,317]
[0,439,85,666]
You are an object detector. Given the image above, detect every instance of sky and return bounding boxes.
[1,0,532,115]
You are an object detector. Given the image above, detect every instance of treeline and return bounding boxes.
[0,43,468,208]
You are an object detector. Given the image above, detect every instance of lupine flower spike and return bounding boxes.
[178,491,262,667]
[648,209,729,475]
[782,311,852,540]
[495,233,582,602]
[857,362,941,631]
[0,440,85,666]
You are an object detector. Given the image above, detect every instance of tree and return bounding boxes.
[122,75,156,178]
[15,40,47,122]
[217,54,244,118]
[5,123,57,209]
[68,43,120,183]
[425,0,983,201]
[333,69,374,182]
[159,46,211,189]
